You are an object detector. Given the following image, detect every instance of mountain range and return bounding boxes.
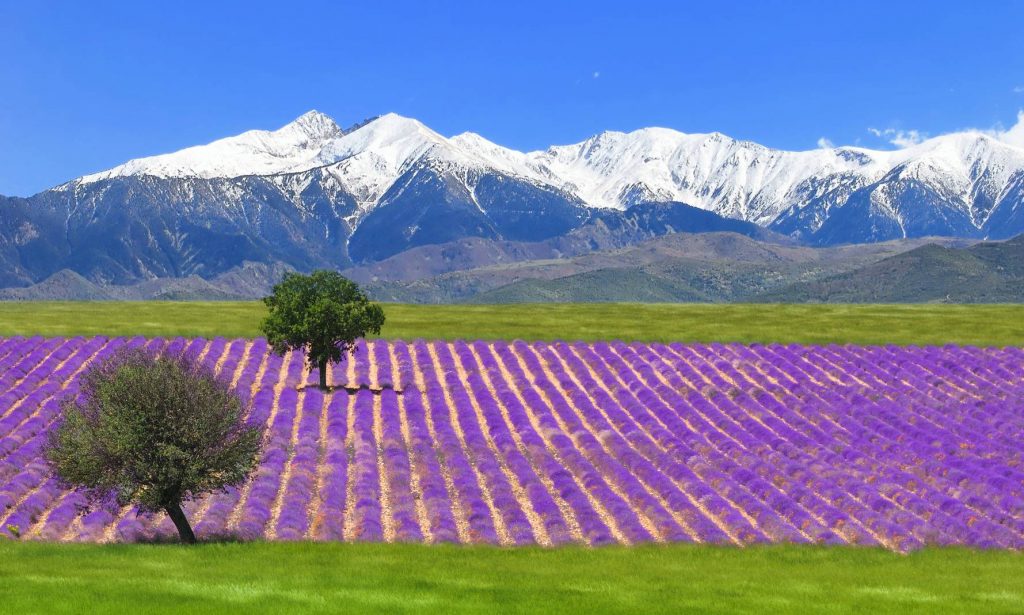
[2,110,1024,293]
[11,232,1022,304]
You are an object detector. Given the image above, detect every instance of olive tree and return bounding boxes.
[46,349,262,544]
[261,270,385,390]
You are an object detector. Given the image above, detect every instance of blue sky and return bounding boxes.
[1,0,1023,196]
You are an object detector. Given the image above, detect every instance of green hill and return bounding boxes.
[760,235,1024,303]
[469,235,1023,304]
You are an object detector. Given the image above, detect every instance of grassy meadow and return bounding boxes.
[1,542,1022,614]
[0,301,1023,345]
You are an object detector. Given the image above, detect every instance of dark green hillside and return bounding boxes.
[761,235,1024,303]
[969,234,1024,276]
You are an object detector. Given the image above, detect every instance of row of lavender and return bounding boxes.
[1,336,1022,550]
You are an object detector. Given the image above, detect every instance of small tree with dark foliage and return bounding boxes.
[46,349,262,544]
[261,270,386,390]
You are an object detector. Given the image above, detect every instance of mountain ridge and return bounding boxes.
[4,231,1010,304]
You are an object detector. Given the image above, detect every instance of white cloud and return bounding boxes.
[816,137,834,149]
[995,110,1024,147]
[1014,85,1024,93]
[831,111,1024,151]
[866,111,1024,150]
[868,127,928,148]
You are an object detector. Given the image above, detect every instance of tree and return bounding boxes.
[261,270,385,390]
[46,349,263,544]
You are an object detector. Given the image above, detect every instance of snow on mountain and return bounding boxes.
[315,114,544,210]
[68,110,1024,233]
[75,111,543,211]
[79,110,346,183]
[527,123,1024,234]
[527,129,890,222]
[846,132,1024,233]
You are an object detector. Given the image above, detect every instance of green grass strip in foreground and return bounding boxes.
[0,302,1023,345]
[0,542,1021,614]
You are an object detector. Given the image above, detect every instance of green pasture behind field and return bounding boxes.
[0,302,1022,345]
[0,542,1021,614]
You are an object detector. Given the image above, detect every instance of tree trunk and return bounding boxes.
[318,359,328,390]
[165,501,196,544]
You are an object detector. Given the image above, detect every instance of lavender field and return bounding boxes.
[1,336,1022,552]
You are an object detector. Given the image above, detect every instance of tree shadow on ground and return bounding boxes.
[295,383,402,395]
[133,531,252,545]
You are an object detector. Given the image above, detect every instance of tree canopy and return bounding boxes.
[46,348,262,544]
[261,270,385,389]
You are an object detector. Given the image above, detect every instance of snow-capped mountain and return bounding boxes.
[76,111,543,210]
[1,110,1023,287]
[68,110,1024,233]
[526,123,1024,238]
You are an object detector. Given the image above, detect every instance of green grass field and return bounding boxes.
[1,542,1021,614]
[1,301,1023,345]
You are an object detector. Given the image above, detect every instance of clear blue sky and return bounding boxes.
[2,0,1023,196]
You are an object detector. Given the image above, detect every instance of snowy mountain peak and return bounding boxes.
[343,112,447,148]
[326,113,449,164]
[314,114,547,209]
[78,110,350,184]
[449,131,494,148]
[286,110,343,140]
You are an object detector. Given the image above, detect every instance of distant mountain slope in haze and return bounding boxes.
[471,268,711,303]
[364,233,971,303]
[0,262,290,301]
[343,201,771,285]
[0,230,997,303]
